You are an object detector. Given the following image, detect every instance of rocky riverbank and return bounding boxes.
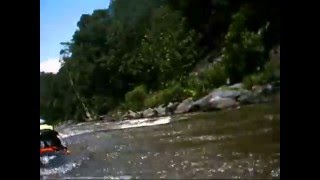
[98,81,280,121]
[55,81,280,130]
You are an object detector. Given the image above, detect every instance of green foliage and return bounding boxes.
[126,5,202,89]
[243,57,280,89]
[242,73,267,89]
[264,58,280,81]
[185,62,228,98]
[124,85,148,111]
[144,83,192,108]
[222,5,267,83]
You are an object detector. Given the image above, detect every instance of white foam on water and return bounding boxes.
[59,130,95,139]
[57,117,172,141]
[40,155,57,165]
[40,157,89,176]
[40,161,78,176]
[58,175,133,179]
[118,116,171,129]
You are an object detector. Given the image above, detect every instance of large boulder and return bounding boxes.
[190,94,211,111]
[237,91,257,105]
[252,83,277,95]
[208,96,239,110]
[191,88,243,111]
[174,98,194,114]
[228,83,244,89]
[142,108,157,118]
[210,88,242,99]
[167,102,179,115]
[154,105,167,116]
[123,110,140,119]
[240,85,274,104]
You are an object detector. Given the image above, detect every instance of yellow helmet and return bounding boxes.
[40,124,53,131]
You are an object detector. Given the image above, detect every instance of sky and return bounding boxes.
[40,0,111,73]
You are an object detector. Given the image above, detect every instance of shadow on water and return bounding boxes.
[41,101,280,179]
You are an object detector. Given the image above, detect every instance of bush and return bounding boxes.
[243,73,267,89]
[144,83,192,108]
[201,62,228,88]
[186,62,227,98]
[243,58,280,89]
[124,85,148,111]
[263,58,280,81]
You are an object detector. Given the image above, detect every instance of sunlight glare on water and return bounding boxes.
[41,103,279,179]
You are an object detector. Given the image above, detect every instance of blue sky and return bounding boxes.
[40,0,110,73]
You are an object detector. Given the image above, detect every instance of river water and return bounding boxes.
[40,102,280,179]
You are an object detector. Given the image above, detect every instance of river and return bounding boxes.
[40,102,280,179]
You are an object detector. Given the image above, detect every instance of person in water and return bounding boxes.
[40,125,69,155]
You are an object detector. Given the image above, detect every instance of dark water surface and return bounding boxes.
[41,102,280,179]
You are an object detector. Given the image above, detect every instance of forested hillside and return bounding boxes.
[40,0,280,123]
